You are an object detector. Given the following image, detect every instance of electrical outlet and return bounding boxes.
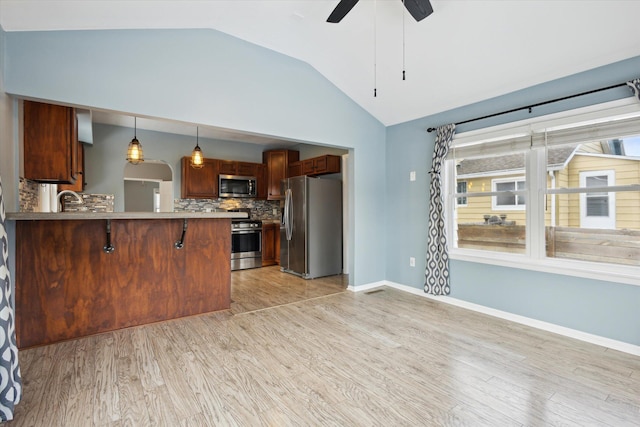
[409,171,416,182]
[409,257,416,267]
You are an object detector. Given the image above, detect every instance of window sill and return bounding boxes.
[450,248,640,287]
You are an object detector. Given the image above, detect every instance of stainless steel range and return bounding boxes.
[229,209,262,271]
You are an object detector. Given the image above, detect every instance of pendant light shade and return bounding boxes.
[190,127,204,169]
[126,117,144,164]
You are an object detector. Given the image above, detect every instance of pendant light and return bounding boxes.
[126,117,144,164]
[190,127,204,169]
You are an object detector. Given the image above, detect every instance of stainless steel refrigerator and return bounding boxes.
[280,176,342,279]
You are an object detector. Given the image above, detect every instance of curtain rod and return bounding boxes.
[426,81,631,133]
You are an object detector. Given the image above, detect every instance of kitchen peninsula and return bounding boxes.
[7,211,245,348]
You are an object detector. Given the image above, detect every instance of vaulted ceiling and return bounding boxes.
[2,0,640,128]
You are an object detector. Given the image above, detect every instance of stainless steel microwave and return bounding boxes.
[219,175,257,198]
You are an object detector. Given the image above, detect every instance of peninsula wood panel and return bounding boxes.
[15,218,231,348]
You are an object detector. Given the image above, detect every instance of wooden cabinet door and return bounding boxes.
[264,151,285,199]
[302,159,315,175]
[288,161,302,177]
[218,160,237,176]
[257,164,268,199]
[262,223,277,266]
[299,155,341,176]
[24,100,79,183]
[181,157,218,198]
[263,150,299,200]
[59,143,85,192]
[314,155,341,175]
[237,162,258,177]
[314,156,328,173]
[219,161,258,177]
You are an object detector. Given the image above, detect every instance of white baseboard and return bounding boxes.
[347,281,386,293]
[349,280,640,356]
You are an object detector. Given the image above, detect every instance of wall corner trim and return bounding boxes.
[350,280,640,356]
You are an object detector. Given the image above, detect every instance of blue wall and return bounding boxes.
[386,55,640,346]
[4,28,387,287]
[5,26,640,346]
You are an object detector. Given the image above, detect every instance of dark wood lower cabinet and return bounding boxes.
[15,218,231,348]
[262,222,278,266]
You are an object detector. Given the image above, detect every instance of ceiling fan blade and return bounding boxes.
[327,0,360,23]
[403,0,434,22]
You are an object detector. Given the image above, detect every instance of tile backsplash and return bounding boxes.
[174,198,281,220]
[19,177,276,218]
[18,178,39,212]
[19,178,115,213]
[62,194,115,213]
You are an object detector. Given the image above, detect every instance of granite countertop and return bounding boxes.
[6,211,249,221]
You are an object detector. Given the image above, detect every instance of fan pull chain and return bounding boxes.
[373,0,377,97]
[402,0,406,80]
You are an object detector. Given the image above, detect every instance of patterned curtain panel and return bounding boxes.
[627,78,640,101]
[0,177,22,421]
[424,124,456,296]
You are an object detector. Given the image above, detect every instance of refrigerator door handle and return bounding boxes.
[285,188,293,241]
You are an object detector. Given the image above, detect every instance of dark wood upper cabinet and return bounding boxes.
[58,143,86,192]
[288,161,302,178]
[237,162,258,177]
[303,155,341,175]
[219,160,258,177]
[257,163,268,199]
[181,157,219,199]
[218,160,237,176]
[23,100,79,184]
[181,157,265,199]
[289,155,341,177]
[263,149,299,200]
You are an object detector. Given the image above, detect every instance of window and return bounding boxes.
[445,98,640,286]
[456,181,467,206]
[453,152,527,254]
[579,170,615,229]
[492,177,525,210]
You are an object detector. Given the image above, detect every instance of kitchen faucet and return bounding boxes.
[56,190,83,212]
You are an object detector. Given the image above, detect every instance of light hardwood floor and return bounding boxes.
[10,268,640,426]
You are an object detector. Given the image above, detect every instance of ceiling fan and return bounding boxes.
[327,0,434,23]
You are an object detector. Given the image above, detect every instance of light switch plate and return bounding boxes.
[410,171,416,181]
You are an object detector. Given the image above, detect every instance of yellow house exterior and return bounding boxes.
[455,142,640,231]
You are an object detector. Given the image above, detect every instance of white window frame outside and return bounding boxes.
[444,97,640,287]
[456,180,468,206]
[491,176,526,211]
[579,170,616,229]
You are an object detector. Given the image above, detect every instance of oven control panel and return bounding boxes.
[232,220,262,230]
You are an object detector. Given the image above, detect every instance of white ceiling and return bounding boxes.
[2,0,640,137]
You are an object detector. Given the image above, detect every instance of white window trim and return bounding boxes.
[445,97,640,287]
[579,170,616,229]
[456,181,468,207]
[491,176,526,211]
